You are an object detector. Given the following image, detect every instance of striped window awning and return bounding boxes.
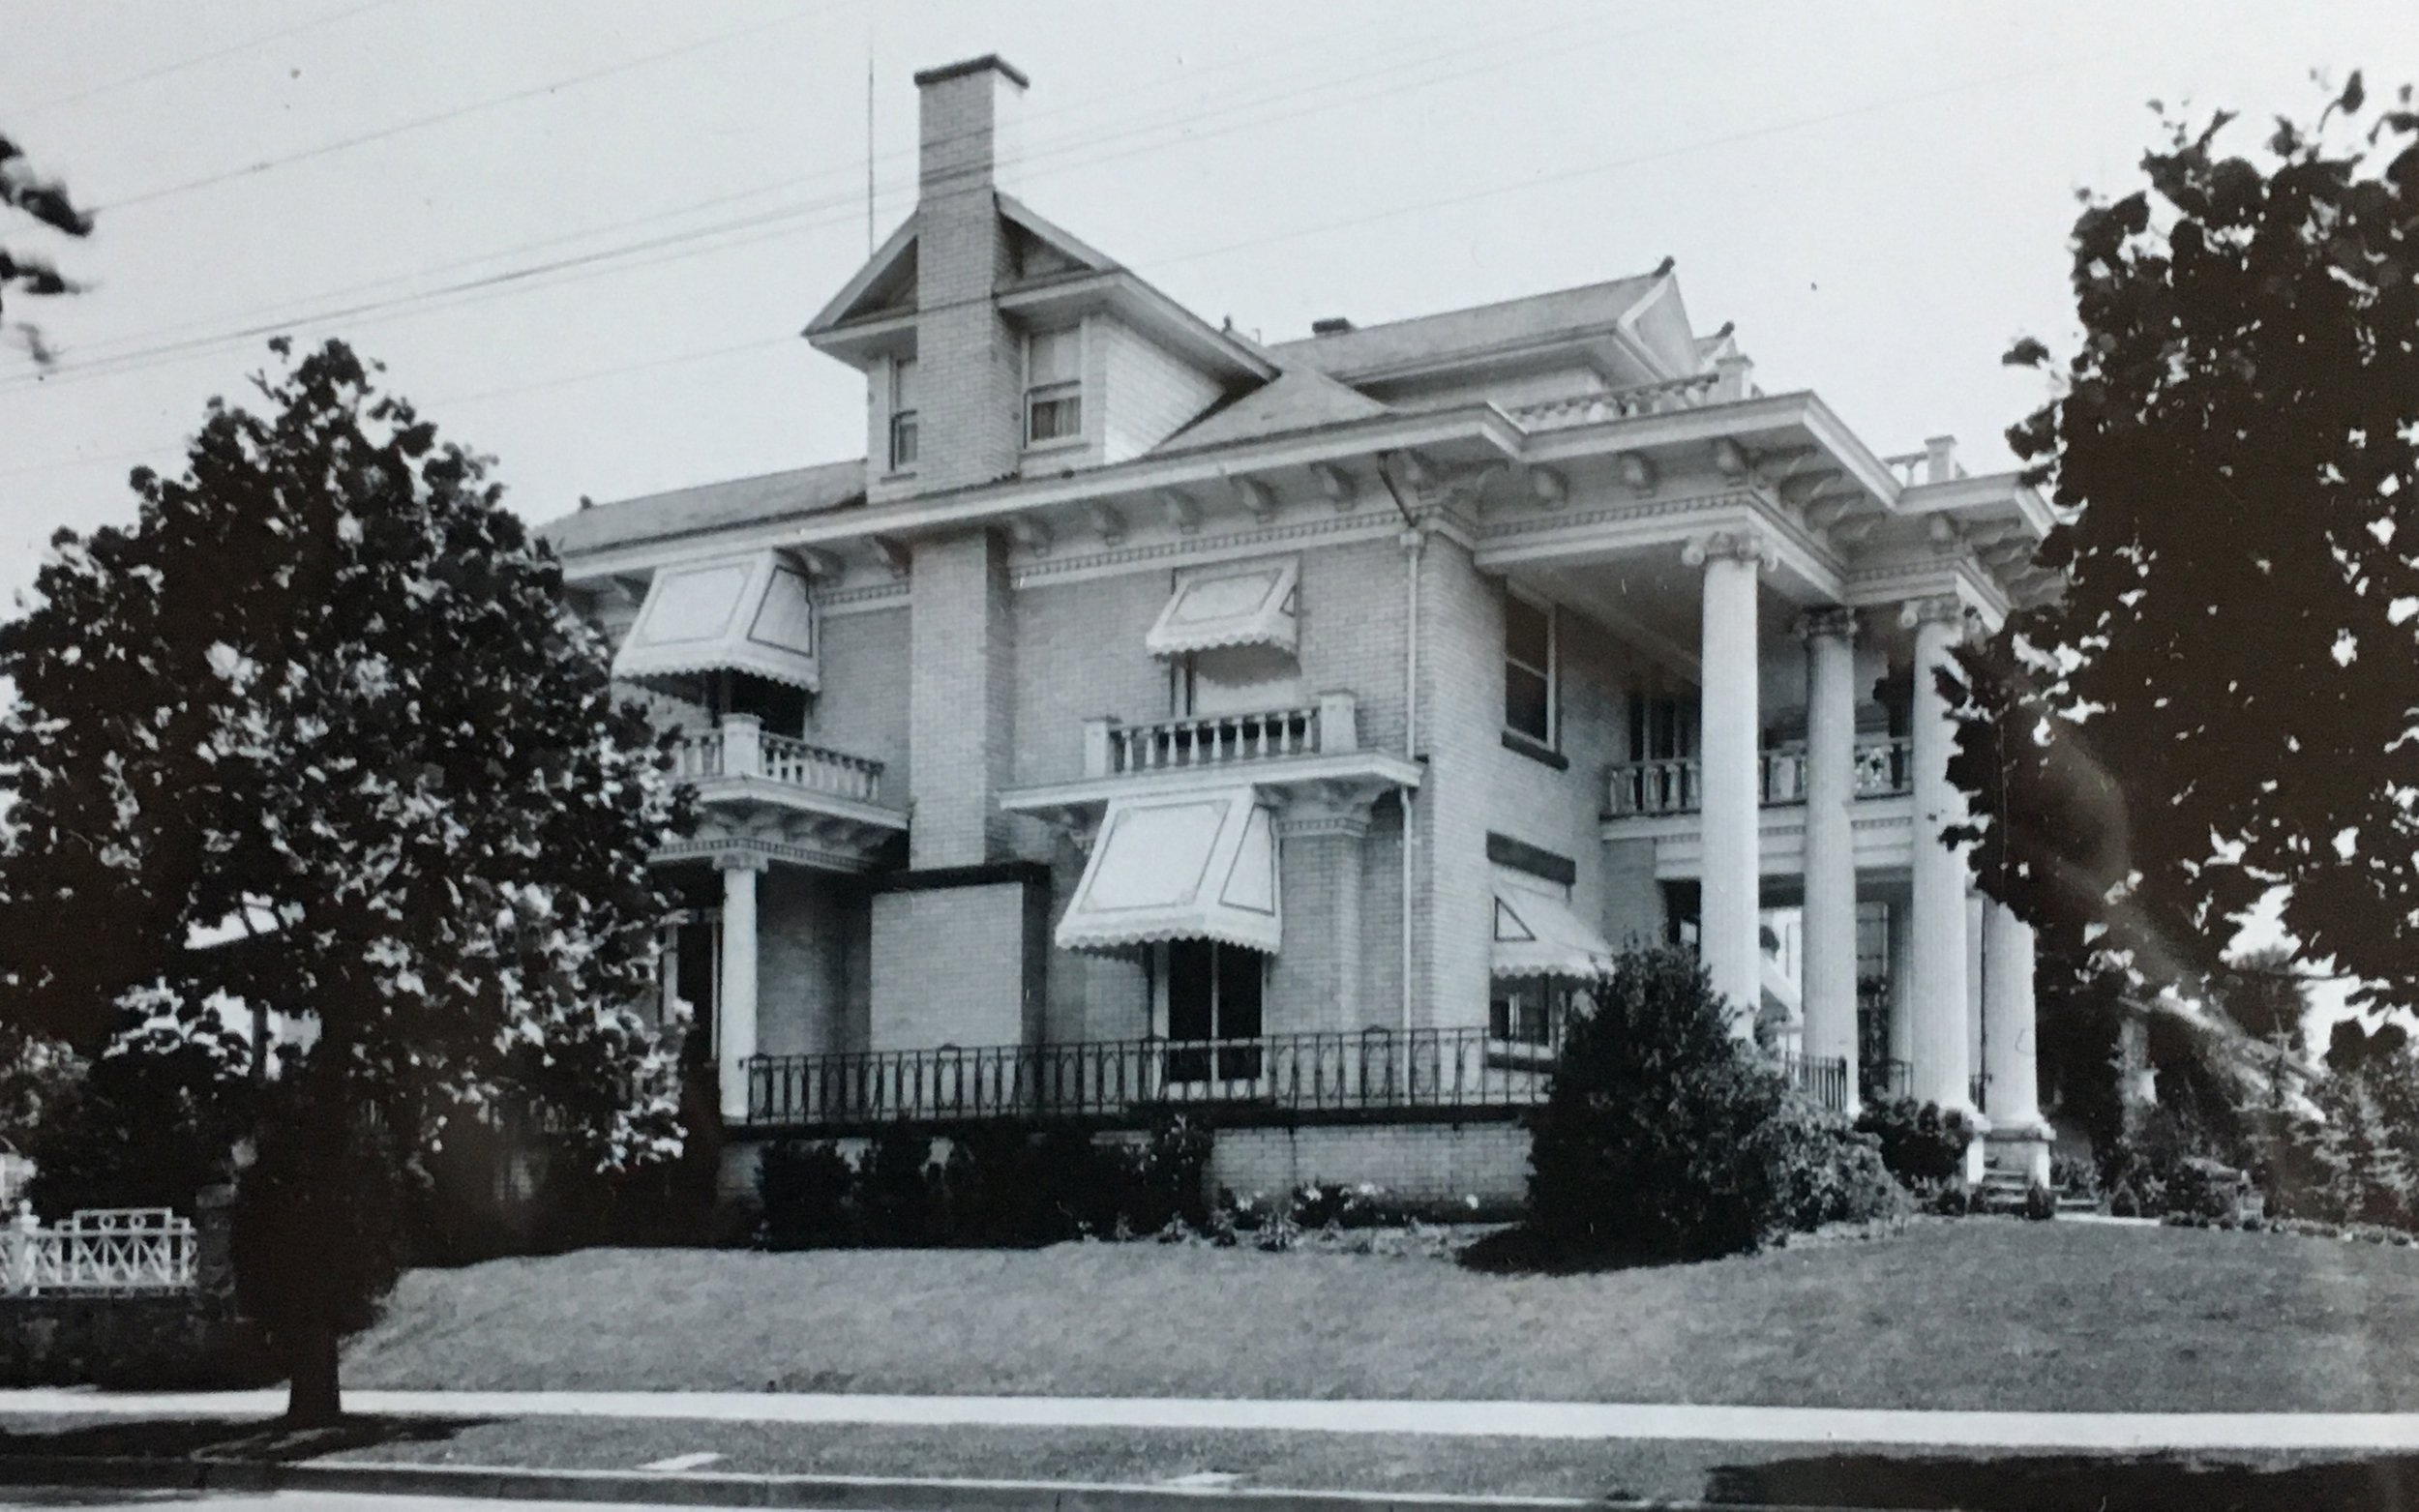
[1492,888,1616,981]
[1144,558,1299,659]
[611,551,819,693]
[1055,786,1280,955]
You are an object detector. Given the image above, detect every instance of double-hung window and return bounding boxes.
[1161,939,1265,1086]
[1024,326,1083,445]
[887,358,919,471]
[1504,591,1556,747]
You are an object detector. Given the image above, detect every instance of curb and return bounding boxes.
[0,1452,1850,1511]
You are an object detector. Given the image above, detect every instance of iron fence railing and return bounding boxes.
[744,1028,1558,1129]
[745,1031,1857,1130]
[1780,1052,1849,1112]
[1864,1058,1914,1103]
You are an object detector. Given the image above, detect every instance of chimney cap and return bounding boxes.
[912,54,1030,90]
[1310,317,1356,336]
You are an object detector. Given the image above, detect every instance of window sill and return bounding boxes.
[881,469,917,484]
[1502,730,1568,771]
[1022,435,1088,457]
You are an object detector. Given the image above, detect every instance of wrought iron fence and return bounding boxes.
[1779,1052,1850,1112]
[744,1027,1557,1130]
[0,1207,197,1296]
[1863,1057,1913,1103]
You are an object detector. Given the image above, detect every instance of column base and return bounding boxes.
[1984,1120,2054,1188]
[1947,1105,1992,1184]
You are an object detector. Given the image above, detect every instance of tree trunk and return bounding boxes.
[284,1322,343,1426]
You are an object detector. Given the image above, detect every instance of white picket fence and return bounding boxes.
[0,1205,197,1296]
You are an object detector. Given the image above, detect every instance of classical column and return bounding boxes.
[716,852,766,1123]
[1685,529,1772,1029]
[1901,595,1982,1124]
[1983,901,2053,1183]
[1799,607,1860,1110]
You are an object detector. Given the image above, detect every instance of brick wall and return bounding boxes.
[756,871,856,1057]
[1485,603,1637,937]
[908,531,1015,868]
[1210,1121,1530,1207]
[911,63,1027,496]
[869,881,1029,1052]
[806,605,910,807]
[1411,534,1498,1029]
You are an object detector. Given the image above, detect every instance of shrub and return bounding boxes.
[1852,1099,1974,1188]
[1126,1113,1214,1232]
[756,1140,856,1250]
[2049,1152,2100,1203]
[2024,1181,2059,1222]
[2164,1156,2245,1223]
[1031,1128,1127,1239]
[1525,944,1899,1264]
[856,1128,939,1246]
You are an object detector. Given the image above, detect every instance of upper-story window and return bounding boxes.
[1504,590,1556,748]
[1025,326,1083,445]
[888,357,919,471]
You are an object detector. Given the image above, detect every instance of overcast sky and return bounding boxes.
[2,0,2413,615]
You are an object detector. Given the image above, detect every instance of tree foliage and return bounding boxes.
[1947,78,2419,1011]
[0,339,693,1419]
[0,130,93,365]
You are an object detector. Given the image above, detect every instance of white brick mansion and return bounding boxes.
[548,56,2057,1199]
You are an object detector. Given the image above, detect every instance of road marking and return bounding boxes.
[639,1451,725,1471]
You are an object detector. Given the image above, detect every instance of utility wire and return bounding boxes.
[14,0,405,116]
[4,55,2065,484]
[43,9,1541,368]
[8,9,1628,395]
[93,2,849,213]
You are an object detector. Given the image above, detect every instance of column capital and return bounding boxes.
[711,847,772,875]
[1796,605,1858,642]
[1681,527,1777,573]
[1275,809,1372,841]
[1897,593,1975,636]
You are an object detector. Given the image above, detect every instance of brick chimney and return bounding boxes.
[911,55,1030,494]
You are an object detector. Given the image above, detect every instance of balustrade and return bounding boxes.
[1605,735,1914,816]
[0,1207,196,1295]
[1509,372,1723,430]
[671,726,883,804]
[1082,692,1357,779]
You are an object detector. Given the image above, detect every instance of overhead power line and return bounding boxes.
[15,0,405,116]
[3,54,2066,487]
[94,2,850,214]
[8,9,1629,396]
[52,7,1531,367]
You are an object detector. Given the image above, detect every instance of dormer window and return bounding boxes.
[888,358,919,471]
[1025,326,1082,445]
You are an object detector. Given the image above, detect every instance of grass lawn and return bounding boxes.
[341,1218,2419,1412]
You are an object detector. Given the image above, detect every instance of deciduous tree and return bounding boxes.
[1949,78,2419,1018]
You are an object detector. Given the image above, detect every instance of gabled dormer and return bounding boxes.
[802,56,1273,502]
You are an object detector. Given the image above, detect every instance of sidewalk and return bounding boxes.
[12,1386,2419,1453]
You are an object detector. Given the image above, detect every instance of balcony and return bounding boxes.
[1002,690,1421,831]
[1604,735,1913,819]
[738,1034,1850,1131]
[675,724,884,804]
[660,714,908,874]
